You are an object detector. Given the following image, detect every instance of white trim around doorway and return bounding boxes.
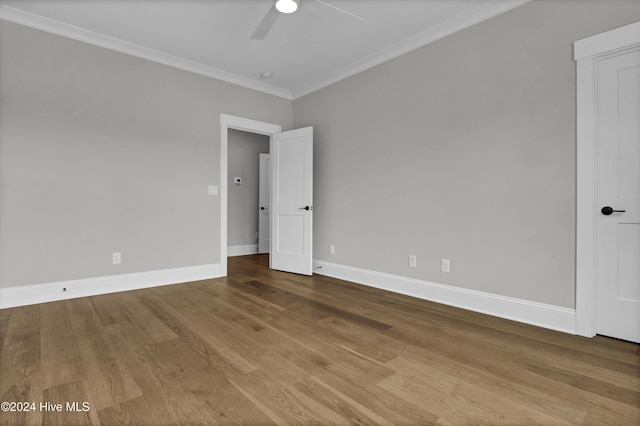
[220,114,282,276]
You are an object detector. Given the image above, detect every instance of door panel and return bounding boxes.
[258,153,270,254]
[270,127,313,275]
[617,224,640,301]
[277,215,305,254]
[596,48,640,343]
[276,139,306,204]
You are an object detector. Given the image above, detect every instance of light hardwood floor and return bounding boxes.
[0,254,638,425]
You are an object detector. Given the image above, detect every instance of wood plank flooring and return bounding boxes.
[0,254,638,425]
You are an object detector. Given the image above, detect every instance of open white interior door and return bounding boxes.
[270,127,313,275]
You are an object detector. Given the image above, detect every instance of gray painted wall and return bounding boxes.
[2,1,639,310]
[227,129,269,247]
[0,21,292,288]
[294,0,640,308]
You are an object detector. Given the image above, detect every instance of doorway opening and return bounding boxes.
[220,114,281,276]
[227,129,270,257]
[220,114,314,277]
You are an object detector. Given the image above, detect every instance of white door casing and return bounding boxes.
[270,127,313,275]
[258,153,271,254]
[575,22,640,341]
[220,114,281,275]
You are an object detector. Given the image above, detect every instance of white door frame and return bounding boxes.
[574,22,640,338]
[220,113,281,275]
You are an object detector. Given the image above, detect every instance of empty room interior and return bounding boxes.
[1,0,639,425]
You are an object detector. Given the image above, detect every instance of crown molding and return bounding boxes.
[1,1,531,101]
[0,5,294,100]
[292,0,531,99]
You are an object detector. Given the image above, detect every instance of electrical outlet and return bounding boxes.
[408,255,417,268]
[441,258,450,273]
[329,244,335,254]
[112,252,122,265]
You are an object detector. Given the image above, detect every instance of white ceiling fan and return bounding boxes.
[251,0,364,40]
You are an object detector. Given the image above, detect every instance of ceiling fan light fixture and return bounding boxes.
[275,0,298,14]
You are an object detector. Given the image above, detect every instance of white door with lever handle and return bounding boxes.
[270,127,313,275]
[595,47,640,343]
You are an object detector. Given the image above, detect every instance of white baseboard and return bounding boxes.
[228,245,259,257]
[0,263,223,309]
[2,259,576,335]
[313,260,576,335]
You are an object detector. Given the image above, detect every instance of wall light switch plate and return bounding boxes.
[208,185,218,196]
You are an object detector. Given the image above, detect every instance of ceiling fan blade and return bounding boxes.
[251,4,280,40]
[312,0,365,21]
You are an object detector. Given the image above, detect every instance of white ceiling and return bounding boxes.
[0,0,529,99]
